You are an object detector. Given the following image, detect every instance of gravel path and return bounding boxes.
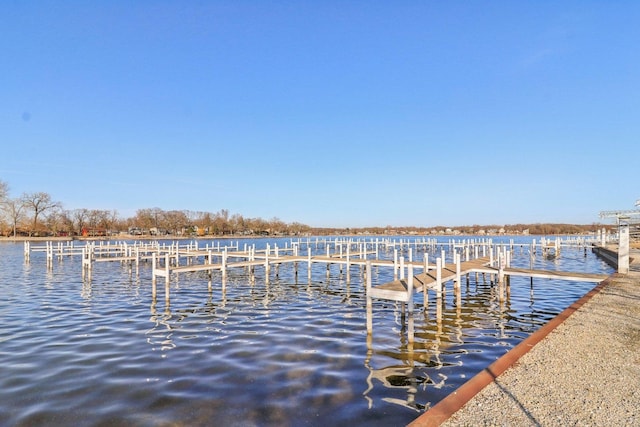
[438,250,640,426]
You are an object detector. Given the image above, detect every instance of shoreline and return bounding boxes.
[410,247,640,426]
[0,233,612,243]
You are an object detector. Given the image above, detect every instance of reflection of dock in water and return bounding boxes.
[363,334,449,413]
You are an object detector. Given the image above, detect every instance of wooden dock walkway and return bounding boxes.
[471,265,608,283]
[366,245,609,343]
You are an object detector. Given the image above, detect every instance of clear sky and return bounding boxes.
[2,1,638,228]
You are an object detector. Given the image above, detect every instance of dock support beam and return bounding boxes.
[436,257,443,322]
[407,263,415,344]
[619,224,630,274]
[365,260,373,335]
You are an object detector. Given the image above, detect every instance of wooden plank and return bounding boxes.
[469,266,607,283]
[504,267,607,282]
[369,279,410,302]
[372,257,492,297]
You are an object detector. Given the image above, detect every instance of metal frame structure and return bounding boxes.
[599,209,640,224]
[599,200,640,274]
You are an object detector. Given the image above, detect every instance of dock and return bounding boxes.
[22,236,610,340]
[365,243,608,343]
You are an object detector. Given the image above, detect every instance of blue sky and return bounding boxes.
[2,1,638,228]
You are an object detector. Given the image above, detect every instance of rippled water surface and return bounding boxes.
[0,237,613,426]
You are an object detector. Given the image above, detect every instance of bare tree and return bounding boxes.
[72,209,89,235]
[44,209,65,236]
[269,217,286,235]
[107,210,119,233]
[164,210,189,235]
[212,209,231,235]
[133,208,158,233]
[231,213,246,235]
[58,210,76,236]
[1,198,26,237]
[21,192,62,236]
[0,179,8,202]
[0,180,9,235]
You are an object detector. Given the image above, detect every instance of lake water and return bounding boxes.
[0,236,613,426]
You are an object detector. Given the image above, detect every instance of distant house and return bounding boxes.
[128,227,143,235]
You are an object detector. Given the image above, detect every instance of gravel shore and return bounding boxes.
[433,249,640,426]
[8,238,639,425]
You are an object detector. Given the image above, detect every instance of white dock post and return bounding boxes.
[436,257,443,322]
[265,248,270,283]
[436,257,442,300]
[251,245,256,274]
[498,251,506,303]
[222,247,228,281]
[619,224,630,274]
[407,263,415,344]
[399,256,405,280]
[393,248,398,280]
[489,244,494,267]
[151,253,157,299]
[81,247,87,278]
[365,260,373,335]
[455,253,461,292]
[164,254,170,304]
[164,253,170,286]
[422,253,429,309]
[307,247,312,281]
[135,247,140,276]
[346,244,351,280]
[84,244,94,278]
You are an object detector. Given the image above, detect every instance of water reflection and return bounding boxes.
[363,313,451,412]
[148,303,176,352]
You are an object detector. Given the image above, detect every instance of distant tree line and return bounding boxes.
[0,179,311,238]
[0,179,610,238]
[309,223,610,236]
